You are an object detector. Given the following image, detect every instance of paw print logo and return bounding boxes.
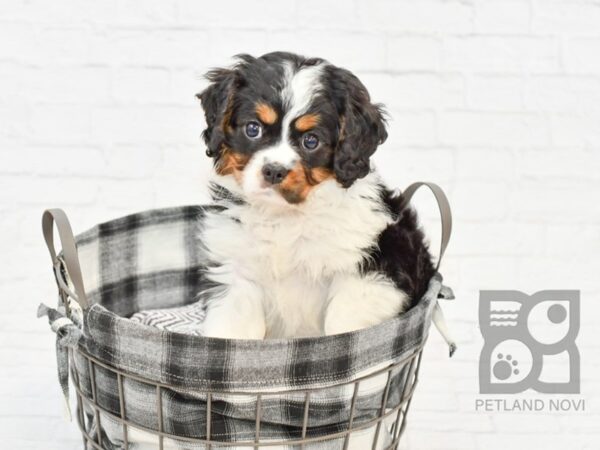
[493,353,519,380]
[479,290,580,394]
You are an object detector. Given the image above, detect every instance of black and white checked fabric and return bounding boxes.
[63,206,449,449]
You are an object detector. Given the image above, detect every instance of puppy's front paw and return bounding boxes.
[324,274,409,336]
[323,307,365,336]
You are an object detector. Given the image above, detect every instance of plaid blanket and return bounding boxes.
[44,206,451,449]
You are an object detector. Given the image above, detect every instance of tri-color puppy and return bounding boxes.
[197,52,435,339]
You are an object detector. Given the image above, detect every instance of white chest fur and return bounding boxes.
[200,174,395,338]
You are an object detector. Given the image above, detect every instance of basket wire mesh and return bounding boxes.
[69,345,423,450]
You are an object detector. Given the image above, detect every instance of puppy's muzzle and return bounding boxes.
[262,163,290,185]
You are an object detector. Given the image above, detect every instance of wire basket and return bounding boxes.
[69,345,422,449]
[39,182,453,450]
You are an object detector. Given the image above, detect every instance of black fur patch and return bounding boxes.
[360,186,436,308]
[322,66,388,187]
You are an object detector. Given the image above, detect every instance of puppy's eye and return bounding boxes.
[302,133,319,150]
[245,121,263,139]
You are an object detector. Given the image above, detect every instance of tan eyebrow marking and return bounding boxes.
[255,102,278,125]
[294,113,320,132]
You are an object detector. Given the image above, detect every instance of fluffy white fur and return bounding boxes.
[200,171,409,339]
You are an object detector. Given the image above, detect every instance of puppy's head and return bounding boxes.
[197,52,387,205]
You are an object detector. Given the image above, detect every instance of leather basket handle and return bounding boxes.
[402,182,452,271]
[42,209,89,310]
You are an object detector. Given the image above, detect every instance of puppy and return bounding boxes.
[197,52,435,339]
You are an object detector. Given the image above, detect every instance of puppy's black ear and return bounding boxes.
[329,68,387,188]
[196,68,237,158]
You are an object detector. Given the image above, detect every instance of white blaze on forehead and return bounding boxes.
[241,61,326,198]
[255,62,325,169]
[281,61,325,123]
[257,61,325,168]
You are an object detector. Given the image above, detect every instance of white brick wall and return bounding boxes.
[1,0,599,448]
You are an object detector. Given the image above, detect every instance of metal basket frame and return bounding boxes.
[40,206,449,450]
[69,343,423,450]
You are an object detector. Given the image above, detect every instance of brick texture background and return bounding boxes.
[1,1,600,449]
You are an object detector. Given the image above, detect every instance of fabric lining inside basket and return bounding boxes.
[42,205,451,448]
[70,205,444,391]
[131,301,207,335]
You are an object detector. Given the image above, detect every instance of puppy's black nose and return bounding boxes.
[262,163,290,185]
